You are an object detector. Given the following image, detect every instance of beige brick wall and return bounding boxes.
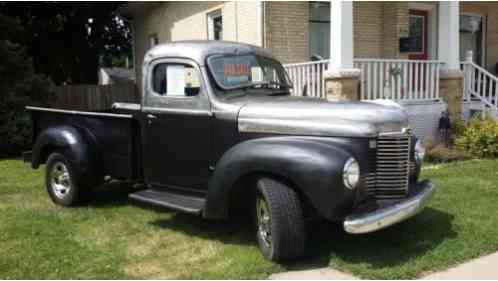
[133,1,261,91]
[264,2,309,64]
[381,2,409,59]
[353,2,384,58]
[264,1,408,63]
[461,2,498,71]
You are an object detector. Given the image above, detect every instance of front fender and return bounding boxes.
[203,136,360,220]
[32,125,97,181]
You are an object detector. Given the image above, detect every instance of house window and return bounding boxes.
[460,14,484,66]
[309,2,330,60]
[208,10,223,40]
[408,15,425,54]
[149,34,159,49]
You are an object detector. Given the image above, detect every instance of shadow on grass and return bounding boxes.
[87,181,256,246]
[85,182,456,272]
[149,207,455,272]
[150,213,256,247]
[284,207,456,271]
[87,180,139,208]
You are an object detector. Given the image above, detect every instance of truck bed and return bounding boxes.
[26,106,142,180]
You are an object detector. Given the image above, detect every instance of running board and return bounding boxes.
[129,188,205,215]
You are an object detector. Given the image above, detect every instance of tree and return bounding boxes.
[0,13,53,156]
[0,2,131,85]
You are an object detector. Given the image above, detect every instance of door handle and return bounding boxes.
[147,114,157,125]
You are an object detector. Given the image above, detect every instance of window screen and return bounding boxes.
[152,63,201,97]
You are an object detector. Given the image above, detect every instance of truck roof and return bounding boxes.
[143,40,276,67]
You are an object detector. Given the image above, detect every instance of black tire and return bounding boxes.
[45,152,91,206]
[255,177,306,261]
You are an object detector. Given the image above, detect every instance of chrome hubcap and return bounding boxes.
[50,162,71,199]
[257,196,272,247]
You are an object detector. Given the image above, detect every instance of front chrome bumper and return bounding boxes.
[343,180,434,234]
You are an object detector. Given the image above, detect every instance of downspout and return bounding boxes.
[258,1,265,47]
[235,2,239,42]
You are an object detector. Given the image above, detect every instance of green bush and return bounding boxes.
[0,15,53,157]
[454,114,498,158]
[425,144,471,163]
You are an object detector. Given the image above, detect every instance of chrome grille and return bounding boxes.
[366,133,411,200]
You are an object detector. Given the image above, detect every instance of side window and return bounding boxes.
[152,63,201,97]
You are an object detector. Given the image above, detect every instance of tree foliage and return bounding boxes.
[0,14,53,156]
[0,2,131,84]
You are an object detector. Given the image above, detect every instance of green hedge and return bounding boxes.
[425,144,471,163]
[0,15,53,157]
[455,114,498,158]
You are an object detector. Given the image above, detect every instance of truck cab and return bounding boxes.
[26,41,434,261]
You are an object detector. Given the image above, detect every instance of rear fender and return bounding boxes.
[32,125,98,182]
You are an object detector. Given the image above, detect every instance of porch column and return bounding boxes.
[438,1,463,120]
[325,1,361,101]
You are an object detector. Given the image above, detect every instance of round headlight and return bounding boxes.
[343,157,360,190]
[415,139,426,163]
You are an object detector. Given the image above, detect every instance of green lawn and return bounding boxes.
[1,159,498,279]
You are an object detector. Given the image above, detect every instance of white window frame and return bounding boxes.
[207,10,222,40]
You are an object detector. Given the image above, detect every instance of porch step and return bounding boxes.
[129,188,205,215]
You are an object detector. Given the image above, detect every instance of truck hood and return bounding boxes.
[237,97,409,138]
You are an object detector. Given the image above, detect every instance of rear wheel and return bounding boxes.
[45,152,91,206]
[255,177,306,261]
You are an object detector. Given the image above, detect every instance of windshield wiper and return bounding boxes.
[239,81,291,90]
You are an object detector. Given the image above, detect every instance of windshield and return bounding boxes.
[207,54,292,91]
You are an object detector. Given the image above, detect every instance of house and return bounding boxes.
[122,1,498,140]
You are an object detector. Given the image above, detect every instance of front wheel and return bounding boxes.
[255,177,306,261]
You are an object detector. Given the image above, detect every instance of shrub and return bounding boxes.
[454,114,498,158]
[423,137,437,151]
[0,15,53,157]
[425,144,471,163]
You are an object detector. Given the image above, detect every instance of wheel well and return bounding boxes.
[38,144,57,165]
[227,172,313,219]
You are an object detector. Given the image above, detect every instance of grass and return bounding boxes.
[1,159,498,279]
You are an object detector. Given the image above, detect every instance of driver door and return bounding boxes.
[142,58,212,190]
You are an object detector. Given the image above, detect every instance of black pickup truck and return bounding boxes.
[25,41,434,261]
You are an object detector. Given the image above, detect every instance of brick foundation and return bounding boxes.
[325,69,361,101]
[439,69,464,120]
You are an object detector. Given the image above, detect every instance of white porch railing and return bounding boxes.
[283,59,328,98]
[354,59,443,101]
[283,59,444,101]
[461,60,498,110]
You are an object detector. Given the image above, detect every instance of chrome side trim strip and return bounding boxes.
[344,181,434,234]
[112,102,141,111]
[25,106,134,119]
[142,106,213,117]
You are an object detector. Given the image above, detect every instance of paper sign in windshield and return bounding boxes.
[224,64,250,76]
[224,64,251,84]
[167,65,186,96]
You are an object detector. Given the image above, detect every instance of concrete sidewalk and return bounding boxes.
[270,268,357,280]
[270,252,498,280]
[422,251,498,280]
